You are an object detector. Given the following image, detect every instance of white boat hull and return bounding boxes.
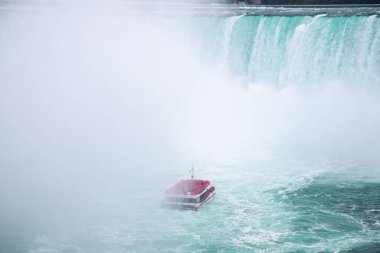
[162,191,216,211]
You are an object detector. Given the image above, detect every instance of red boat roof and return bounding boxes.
[166,179,210,195]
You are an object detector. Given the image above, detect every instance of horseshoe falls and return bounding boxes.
[196,15,380,88]
[0,2,380,253]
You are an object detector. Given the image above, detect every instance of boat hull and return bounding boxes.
[162,191,216,211]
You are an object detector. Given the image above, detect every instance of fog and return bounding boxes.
[1,1,380,252]
[0,3,204,251]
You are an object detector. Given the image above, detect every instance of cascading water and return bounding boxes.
[194,15,380,88]
[187,14,380,252]
[0,2,380,253]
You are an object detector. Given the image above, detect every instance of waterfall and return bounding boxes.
[196,15,380,88]
[0,3,380,253]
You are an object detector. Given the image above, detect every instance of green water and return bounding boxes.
[192,15,380,88]
[0,3,380,253]
[23,158,380,253]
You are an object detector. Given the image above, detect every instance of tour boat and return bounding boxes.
[162,167,216,211]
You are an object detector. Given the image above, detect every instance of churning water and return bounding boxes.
[0,1,380,253]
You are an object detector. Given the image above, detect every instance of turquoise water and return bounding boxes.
[0,3,380,253]
[192,15,380,88]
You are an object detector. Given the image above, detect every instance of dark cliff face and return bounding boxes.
[237,0,380,4]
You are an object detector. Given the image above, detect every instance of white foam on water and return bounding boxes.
[0,2,380,252]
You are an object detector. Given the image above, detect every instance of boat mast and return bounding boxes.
[190,164,194,180]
